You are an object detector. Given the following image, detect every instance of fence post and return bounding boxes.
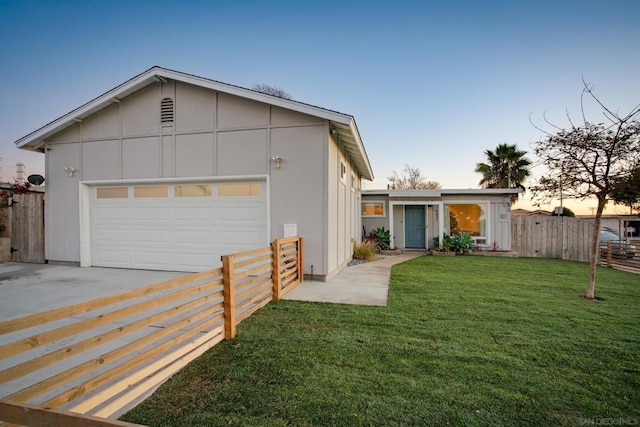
[272,239,282,300]
[606,241,612,267]
[297,237,304,283]
[222,255,236,339]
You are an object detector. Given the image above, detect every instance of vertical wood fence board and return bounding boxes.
[221,255,236,339]
[271,239,282,300]
[512,216,595,262]
[11,193,45,264]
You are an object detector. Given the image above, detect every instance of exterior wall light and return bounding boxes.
[271,156,282,169]
[64,167,76,177]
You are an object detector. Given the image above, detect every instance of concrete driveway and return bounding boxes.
[0,263,186,322]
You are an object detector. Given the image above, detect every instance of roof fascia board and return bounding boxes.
[346,118,374,181]
[156,68,353,124]
[363,188,521,196]
[15,68,160,148]
[16,66,354,149]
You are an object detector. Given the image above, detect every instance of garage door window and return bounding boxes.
[175,184,212,197]
[134,186,169,198]
[218,182,260,197]
[96,187,128,199]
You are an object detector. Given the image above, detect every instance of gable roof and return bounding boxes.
[15,66,374,181]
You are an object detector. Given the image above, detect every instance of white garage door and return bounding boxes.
[90,180,268,272]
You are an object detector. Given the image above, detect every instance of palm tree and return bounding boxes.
[475,144,532,198]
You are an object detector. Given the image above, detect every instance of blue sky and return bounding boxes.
[1,0,638,213]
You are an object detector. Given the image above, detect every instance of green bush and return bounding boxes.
[433,232,474,253]
[363,227,391,252]
[450,232,474,253]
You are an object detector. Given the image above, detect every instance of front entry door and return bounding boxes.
[405,206,426,248]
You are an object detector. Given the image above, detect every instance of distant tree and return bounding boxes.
[530,81,640,299]
[555,206,576,217]
[475,144,532,199]
[251,84,292,100]
[610,165,640,214]
[388,165,441,190]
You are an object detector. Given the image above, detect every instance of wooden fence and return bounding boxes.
[0,236,303,426]
[511,216,595,262]
[599,239,640,274]
[10,193,45,263]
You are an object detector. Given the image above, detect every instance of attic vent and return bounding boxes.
[161,97,174,123]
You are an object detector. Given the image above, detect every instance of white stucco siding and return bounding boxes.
[393,205,405,248]
[120,85,160,136]
[82,104,119,139]
[175,82,216,132]
[42,79,356,275]
[270,125,326,277]
[174,133,215,177]
[218,93,269,128]
[217,130,268,176]
[326,136,360,278]
[46,142,82,262]
[122,137,162,179]
[490,201,512,250]
[82,139,120,180]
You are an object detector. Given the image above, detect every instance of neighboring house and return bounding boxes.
[511,208,552,217]
[16,66,373,280]
[362,189,520,251]
[583,214,640,238]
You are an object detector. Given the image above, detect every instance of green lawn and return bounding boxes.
[121,256,640,426]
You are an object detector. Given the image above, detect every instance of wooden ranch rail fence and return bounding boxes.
[0,236,303,427]
[599,240,640,274]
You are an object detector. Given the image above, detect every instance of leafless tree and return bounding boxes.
[388,165,441,190]
[251,84,292,100]
[530,80,640,299]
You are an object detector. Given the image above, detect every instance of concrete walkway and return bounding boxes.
[282,252,425,306]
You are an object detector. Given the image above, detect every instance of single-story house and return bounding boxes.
[15,66,373,281]
[511,208,553,217]
[584,214,639,238]
[361,189,520,251]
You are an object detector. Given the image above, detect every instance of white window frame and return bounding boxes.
[362,200,386,217]
[443,201,490,244]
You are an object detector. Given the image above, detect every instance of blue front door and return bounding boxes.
[405,206,425,248]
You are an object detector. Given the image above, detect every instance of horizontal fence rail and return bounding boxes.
[599,240,640,274]
[0,236,304,426]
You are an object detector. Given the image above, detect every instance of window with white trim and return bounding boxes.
[362,201,385,217]
[444,203,487,242]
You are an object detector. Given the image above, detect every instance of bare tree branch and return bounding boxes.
[531,83,640,299]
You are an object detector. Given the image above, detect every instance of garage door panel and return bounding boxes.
[94,249,132,264]
[173,206,214,220]
[217,229,268,245]
[92,232,130,245]
[217,207,265,224]
[133,251,173,265]
[132,230,171,243]
[132,206,171,220]
[174,231,215,244]
[94,207,130,221]
[91,180,268,272]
